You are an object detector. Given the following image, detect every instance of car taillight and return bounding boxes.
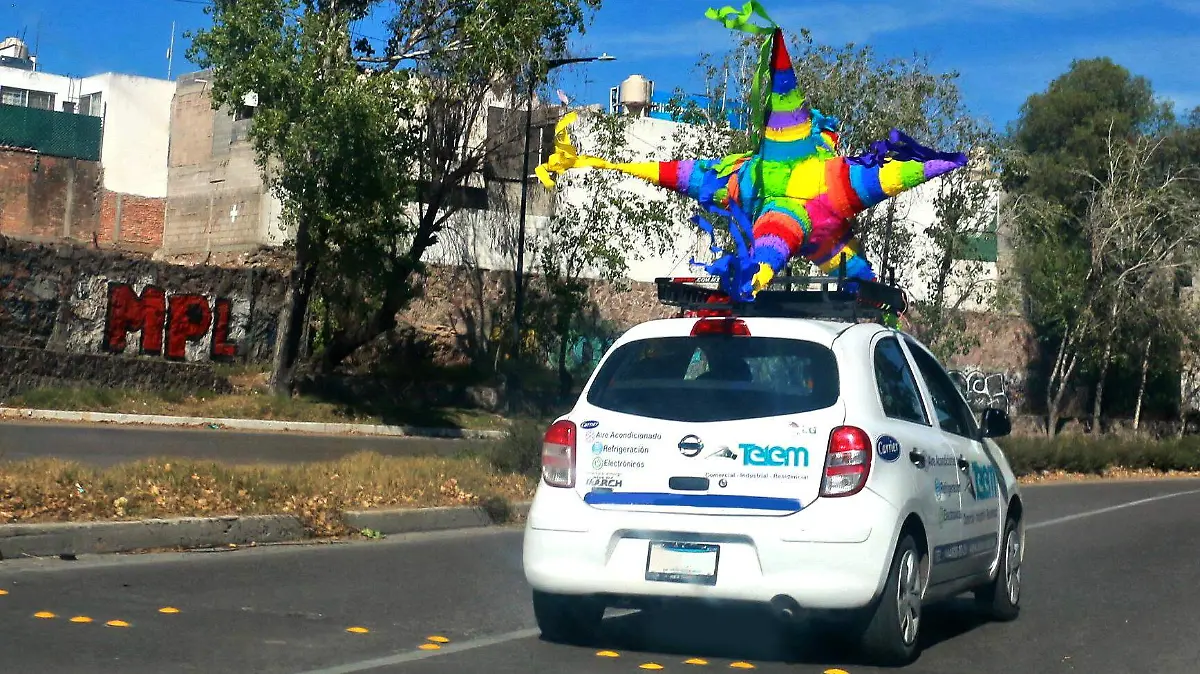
[820,426,872,498]
[690,317,751,336]
[541,420,576,488]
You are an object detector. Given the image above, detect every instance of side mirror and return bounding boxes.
[980,407,1011,439]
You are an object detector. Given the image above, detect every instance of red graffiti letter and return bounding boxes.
[104,283,165,355]
[211,298,238,360]
[165,295,213,360]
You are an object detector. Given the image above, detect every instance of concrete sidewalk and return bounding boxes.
[0,406,508,440]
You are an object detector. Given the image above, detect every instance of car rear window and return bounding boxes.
[585,336,840,422]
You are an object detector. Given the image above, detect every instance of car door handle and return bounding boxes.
[957,456,970,472]
[909,449,926,468]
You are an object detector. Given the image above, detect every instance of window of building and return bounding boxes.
[78,92,103,117]
[27,90,54,110]
[955,208,1000,263]
[1,86,27,106]
[0,86,56,110]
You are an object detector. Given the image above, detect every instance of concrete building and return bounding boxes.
[0,36,176,248]
[161,71,285,256]
[161,69,552,257]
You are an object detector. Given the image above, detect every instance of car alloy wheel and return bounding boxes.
[896,548,922,646]
[1004,527,1021,606]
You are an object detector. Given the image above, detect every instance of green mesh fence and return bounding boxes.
[0,104,103,161]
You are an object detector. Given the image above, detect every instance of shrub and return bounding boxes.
[996,435,1200,476]
[489,417,550,477]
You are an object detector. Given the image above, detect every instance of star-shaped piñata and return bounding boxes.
[535,1,969,301]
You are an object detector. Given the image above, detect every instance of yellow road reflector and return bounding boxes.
[105,620,130,628]
[685,658,709,665]
[346,627,369,634]
[70,616,94,624]
[426,635,450,643]
[159,607,180,614]
[596,650,620,658]
[730,663,756,670]
[824,670,851,674]
[0,589,9,595]
[418,643,441,651]
[639,665,664,671]
[34,611,56,619]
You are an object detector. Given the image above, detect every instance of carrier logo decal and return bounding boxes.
[876,435,902,463]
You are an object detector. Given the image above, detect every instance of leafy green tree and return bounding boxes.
[187,0,600,392]
[527,110,690,398]
[1004,59,1199,432]
[909,114,1008,362]
[1005,57,1173,217]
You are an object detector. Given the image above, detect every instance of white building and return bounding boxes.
[0,36,175,199]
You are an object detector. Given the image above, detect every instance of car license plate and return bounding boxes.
[645,542,719,585]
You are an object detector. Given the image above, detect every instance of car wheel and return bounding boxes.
[859,533,923,667]
[532,590,604,645]
[974,516,1022,621]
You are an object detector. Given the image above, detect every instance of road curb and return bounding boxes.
[0,502,532,561]
[0,406,508,440]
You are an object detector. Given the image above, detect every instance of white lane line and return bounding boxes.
[1028,488,1200,530]
[291,628,542,674]
[293,610,638,674]
[297,489,1200,674]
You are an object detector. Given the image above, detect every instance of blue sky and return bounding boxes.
[3,0,1197,133]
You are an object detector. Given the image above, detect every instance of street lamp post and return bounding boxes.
[508,53,614,405]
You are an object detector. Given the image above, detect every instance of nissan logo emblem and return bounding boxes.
[678,435,704,457]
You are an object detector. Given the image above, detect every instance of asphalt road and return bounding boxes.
[0,420,492,466]
[1,479,1199,673]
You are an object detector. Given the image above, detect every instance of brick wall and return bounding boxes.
[98,191,166,248]
[0,149,102,242]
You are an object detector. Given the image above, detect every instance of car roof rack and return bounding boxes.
[655,259,908,323]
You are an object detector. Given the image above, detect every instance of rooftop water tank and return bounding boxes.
[619,74,653,116]
[0,37,30,60]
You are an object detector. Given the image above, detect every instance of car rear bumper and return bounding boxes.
[522,486,902,611]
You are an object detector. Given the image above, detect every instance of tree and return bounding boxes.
[1004,59,1190,432]
[527,110,692,398]
[909,114,1006,362]
[1005,57,1173,217]
[187,0,601,392]
[1014,126,1200,435]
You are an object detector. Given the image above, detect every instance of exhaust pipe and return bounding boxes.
[770,594,802,623]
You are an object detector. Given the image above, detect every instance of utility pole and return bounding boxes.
[508,53,615,412]
[167,21,176,80]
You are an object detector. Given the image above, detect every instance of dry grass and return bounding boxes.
[4,384,509,431]
[0,452,535,536]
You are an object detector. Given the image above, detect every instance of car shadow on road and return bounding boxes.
[555,597,991,668]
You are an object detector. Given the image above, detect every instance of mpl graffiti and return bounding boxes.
[62,274,251,363]
[948,367,1023,414]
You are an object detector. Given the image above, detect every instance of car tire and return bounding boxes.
[858,533,924,667]
[974,516,1022,621]
[532,590,604,646]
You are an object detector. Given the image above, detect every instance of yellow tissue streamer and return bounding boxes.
[534,111,619,188]
[752,262,775,295]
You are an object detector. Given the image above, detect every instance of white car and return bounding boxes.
[521,275,1024,665]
